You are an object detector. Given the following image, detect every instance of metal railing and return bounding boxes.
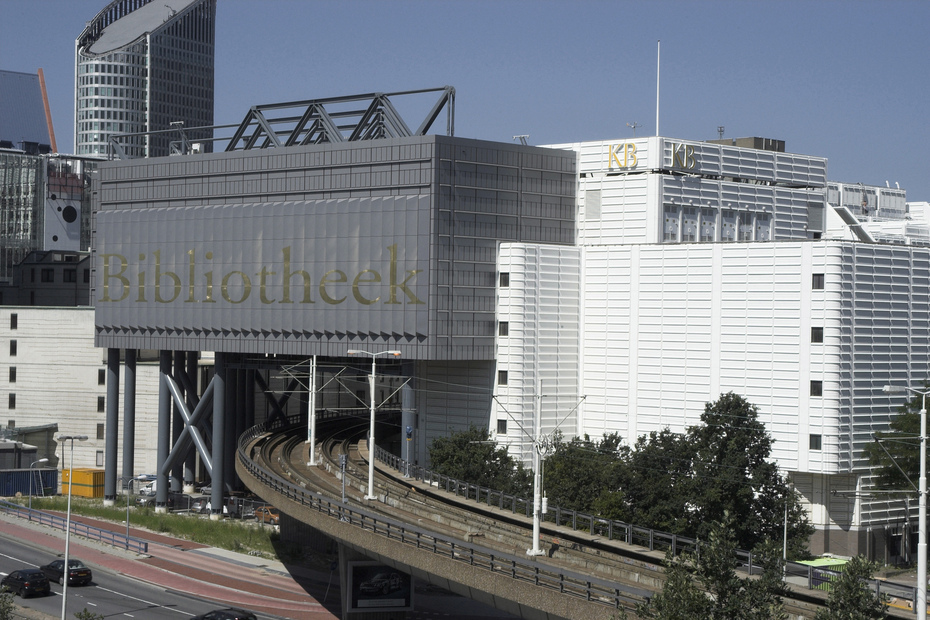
[375,447,921,612]
[238,416,653,612]
[0,499,148,554]
[241,416,921,614]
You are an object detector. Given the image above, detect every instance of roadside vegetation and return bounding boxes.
[431,392,812,557]
[9,496,280,558]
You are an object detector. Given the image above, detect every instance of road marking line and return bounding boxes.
[94,586,192,616]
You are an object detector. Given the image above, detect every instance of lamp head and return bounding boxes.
[883,385,907,394]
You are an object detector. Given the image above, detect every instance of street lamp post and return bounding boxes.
[884,384,928,620]
[28,458,48,518]
[58,434,87,620]
[122,476,143,549]
[347,349,400,501]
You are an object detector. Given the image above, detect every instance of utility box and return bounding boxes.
[62,468,105,498]
[798,557,848,590]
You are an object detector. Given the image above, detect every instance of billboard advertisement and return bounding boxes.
[94,195,431,351]
[347,561,413,612]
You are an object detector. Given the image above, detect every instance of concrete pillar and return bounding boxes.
[210,352,226,520]
[156,351,171,513]
[184,351,198,491]
[103,348,120,505]
[121,349,136,488]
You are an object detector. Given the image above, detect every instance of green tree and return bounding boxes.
[0,592,13,620]
[814,556,887,620]
[638,516,786,620]
[615,428,695,535]
[864,386,926,491]
[428,425,532,496]
[544,432,626,514]
[687,392,812,554]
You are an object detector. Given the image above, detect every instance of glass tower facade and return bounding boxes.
[75,0,215,158]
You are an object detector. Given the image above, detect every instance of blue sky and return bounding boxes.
[2,0,928,199]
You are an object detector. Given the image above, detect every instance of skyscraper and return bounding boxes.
[74,0,215,158]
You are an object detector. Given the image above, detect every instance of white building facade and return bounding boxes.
[494,136,930,557]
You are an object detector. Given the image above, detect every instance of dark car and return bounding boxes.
[190,608,257,620]
[0,568,51,598]
[359,572,403,595]
[40,558,93,586]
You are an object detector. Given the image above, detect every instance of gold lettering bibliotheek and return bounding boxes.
[99,244,424,306]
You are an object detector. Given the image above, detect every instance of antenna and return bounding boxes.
[513,135,528,146]
[626,122,641,138]
[717,126,725,140]
[655,40,661,137]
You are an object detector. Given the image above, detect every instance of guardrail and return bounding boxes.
[374,446,920,612]
[243,415,920,615]
[238,416,654,612]
[0,499,149,554]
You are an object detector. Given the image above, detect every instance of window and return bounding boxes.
[499,321,509,337]
[499,272,510,287]
[810,380,823,397]
[8,394,14,409]
[811,327,824,343]
[83,269,90,283]
[6,420,13,428]
[809,434,822,450]
[9,314,16,330]
[9,340,16,356]
[497,419,508,434]
[663,205,680,242]
[97,423,105,440]
[98,369,106,385]
[97,396,106,412]
[41,269,54,283]
[497,370,508,386]
[812,273,825,290]
[64,269,77,283]
[8,367,15,383]
[96,451,104,467]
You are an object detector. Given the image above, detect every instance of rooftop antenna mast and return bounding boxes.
[513,135,529,146]
[627,122,641,137]
[655,40,660,137]
[717,126,725,140]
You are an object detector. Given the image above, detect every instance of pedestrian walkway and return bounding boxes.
[0,509,341,620]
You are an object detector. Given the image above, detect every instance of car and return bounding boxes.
[359,572,403,595]
[40,558,93,586]
[189,608,257,620]
[136,494,174,508]
[0,568,51,598]
[254,506,280,525]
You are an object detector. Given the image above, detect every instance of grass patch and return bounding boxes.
[15,497,281,558]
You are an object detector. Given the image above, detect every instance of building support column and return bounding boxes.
[121,349,136,489]
[156,350,171,513]
[401,366,416,475]
[185,351,198,492]
[170,351,186,492]
[210,352,226,520]
[103,348,120,505]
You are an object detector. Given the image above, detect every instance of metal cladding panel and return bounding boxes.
[94,196,431,354]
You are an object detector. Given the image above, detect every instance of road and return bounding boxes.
[0,533,240,619]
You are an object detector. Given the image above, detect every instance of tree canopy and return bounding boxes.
[427,393,812,555]
[427,425,532,496]
[637,516,787,620]
[544,392,812,554]
[864,387,926,492]
[813,556,887,620]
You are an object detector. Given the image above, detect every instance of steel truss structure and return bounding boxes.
[108,86,455,159]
